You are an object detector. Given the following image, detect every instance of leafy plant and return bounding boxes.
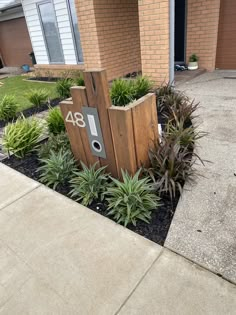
[56,78,74,99]
[189,54,199,62]
[25,89,49,107]
[37,132,70,159]
[133,76,153,99]
[110,78,135,106]
[70,162,110,206]
[74,74,85,86]
[38,148,77,189]
[165,120,207,150]
[148,136,202,200]
[3,116,43,158]
[0,95,18,121]
[46,107,65,135]
[105,169,160,227]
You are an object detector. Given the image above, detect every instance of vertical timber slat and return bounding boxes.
[60,100,87,164]
[83,70,118,177]
[108,107,137,178]
[70,86,100,167]
[131,93,158,168]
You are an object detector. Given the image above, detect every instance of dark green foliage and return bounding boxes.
[189,54,199,62]
[110,78,135,106]
[74,74,85,86]
[47,107,65,135]
[105,169,161,226]
[56,78,74,99]
[38,148,77,189]
[110,76,153,106]
[70,162,110,206]
[25,89,49,107]
[148,135,203,200]
[133,76,153,99]
[37,132,70,159]
[0,95,18,121]
[3,116,42,158]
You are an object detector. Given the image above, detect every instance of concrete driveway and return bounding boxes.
[166,70,236,284]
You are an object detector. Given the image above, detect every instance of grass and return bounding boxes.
[0,76,57,112]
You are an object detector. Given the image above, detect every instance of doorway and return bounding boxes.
[175,0,186,64]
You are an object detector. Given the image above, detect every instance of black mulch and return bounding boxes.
[27,77,61,83]
[1,149,180,246]
[0,98,61,129]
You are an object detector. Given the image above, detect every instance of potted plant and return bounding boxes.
[188,54,199,70]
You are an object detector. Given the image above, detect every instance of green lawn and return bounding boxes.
[0,75,57,112]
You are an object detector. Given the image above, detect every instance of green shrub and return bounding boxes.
[47,107,65,135]
[148,136,202,200]
[37,132,70,159]
[25,89,49,107]
[189,54,199,62]
[70,162,110,206]
[165,120,207,150]
[105,169,160,227]
[74,74,85,86]
[56,78,74,99]
[110,78,135,106]
[38,148,77,189]
[133,76,153,99]
[3,116,43,158]
[0,95,18,121]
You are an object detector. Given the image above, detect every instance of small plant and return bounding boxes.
[38,148,77,189]
[37,132,70,159]
[70,162,110,206]
[165,120,207,150]
[148,136,202,200]
[0,95,18,121]
[3,116,42,158]
[133,76,153,99]
[74,74,85,86]
[189,54,199,62]
[46,107,65,135]
[25,89,49,107]
[56,78,74,99]
[105,169,160,227]
[110,78,135,106]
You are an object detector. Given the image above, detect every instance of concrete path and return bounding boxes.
[0,162,236,314]
[166,71,236,284]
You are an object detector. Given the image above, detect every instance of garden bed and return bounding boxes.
[1,151,179,245]
[0,98,60,129]
[27,77,61,83]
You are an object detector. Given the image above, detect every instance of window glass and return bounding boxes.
[68,0,83,62]
[38,2,64,63]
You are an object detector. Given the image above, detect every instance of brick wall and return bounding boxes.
[138,0,170,85]
[187,0,221,70]
[93,0,141,80]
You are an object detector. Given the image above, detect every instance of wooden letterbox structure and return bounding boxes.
[60,70,158,178]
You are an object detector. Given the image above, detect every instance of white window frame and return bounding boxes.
[37,0,65,64]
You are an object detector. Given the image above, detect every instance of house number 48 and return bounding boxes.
[65,111,86,128]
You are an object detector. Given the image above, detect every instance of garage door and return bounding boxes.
[216,0,236,69]
[0,17,32,67]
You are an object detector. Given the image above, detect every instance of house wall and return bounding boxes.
[93,0,141,79]
[186,0,221,70]
[138,0,170,85]
[22,0,78,66]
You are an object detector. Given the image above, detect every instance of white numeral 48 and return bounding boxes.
[65,111,86,128]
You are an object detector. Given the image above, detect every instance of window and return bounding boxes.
[38,1,64,63]
[67,0,84,63]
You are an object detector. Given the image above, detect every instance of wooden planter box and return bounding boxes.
[60,70,158,178]
[108,94,158,177]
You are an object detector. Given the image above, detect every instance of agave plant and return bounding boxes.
[105,169,161,227]
[70,162,110,206]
